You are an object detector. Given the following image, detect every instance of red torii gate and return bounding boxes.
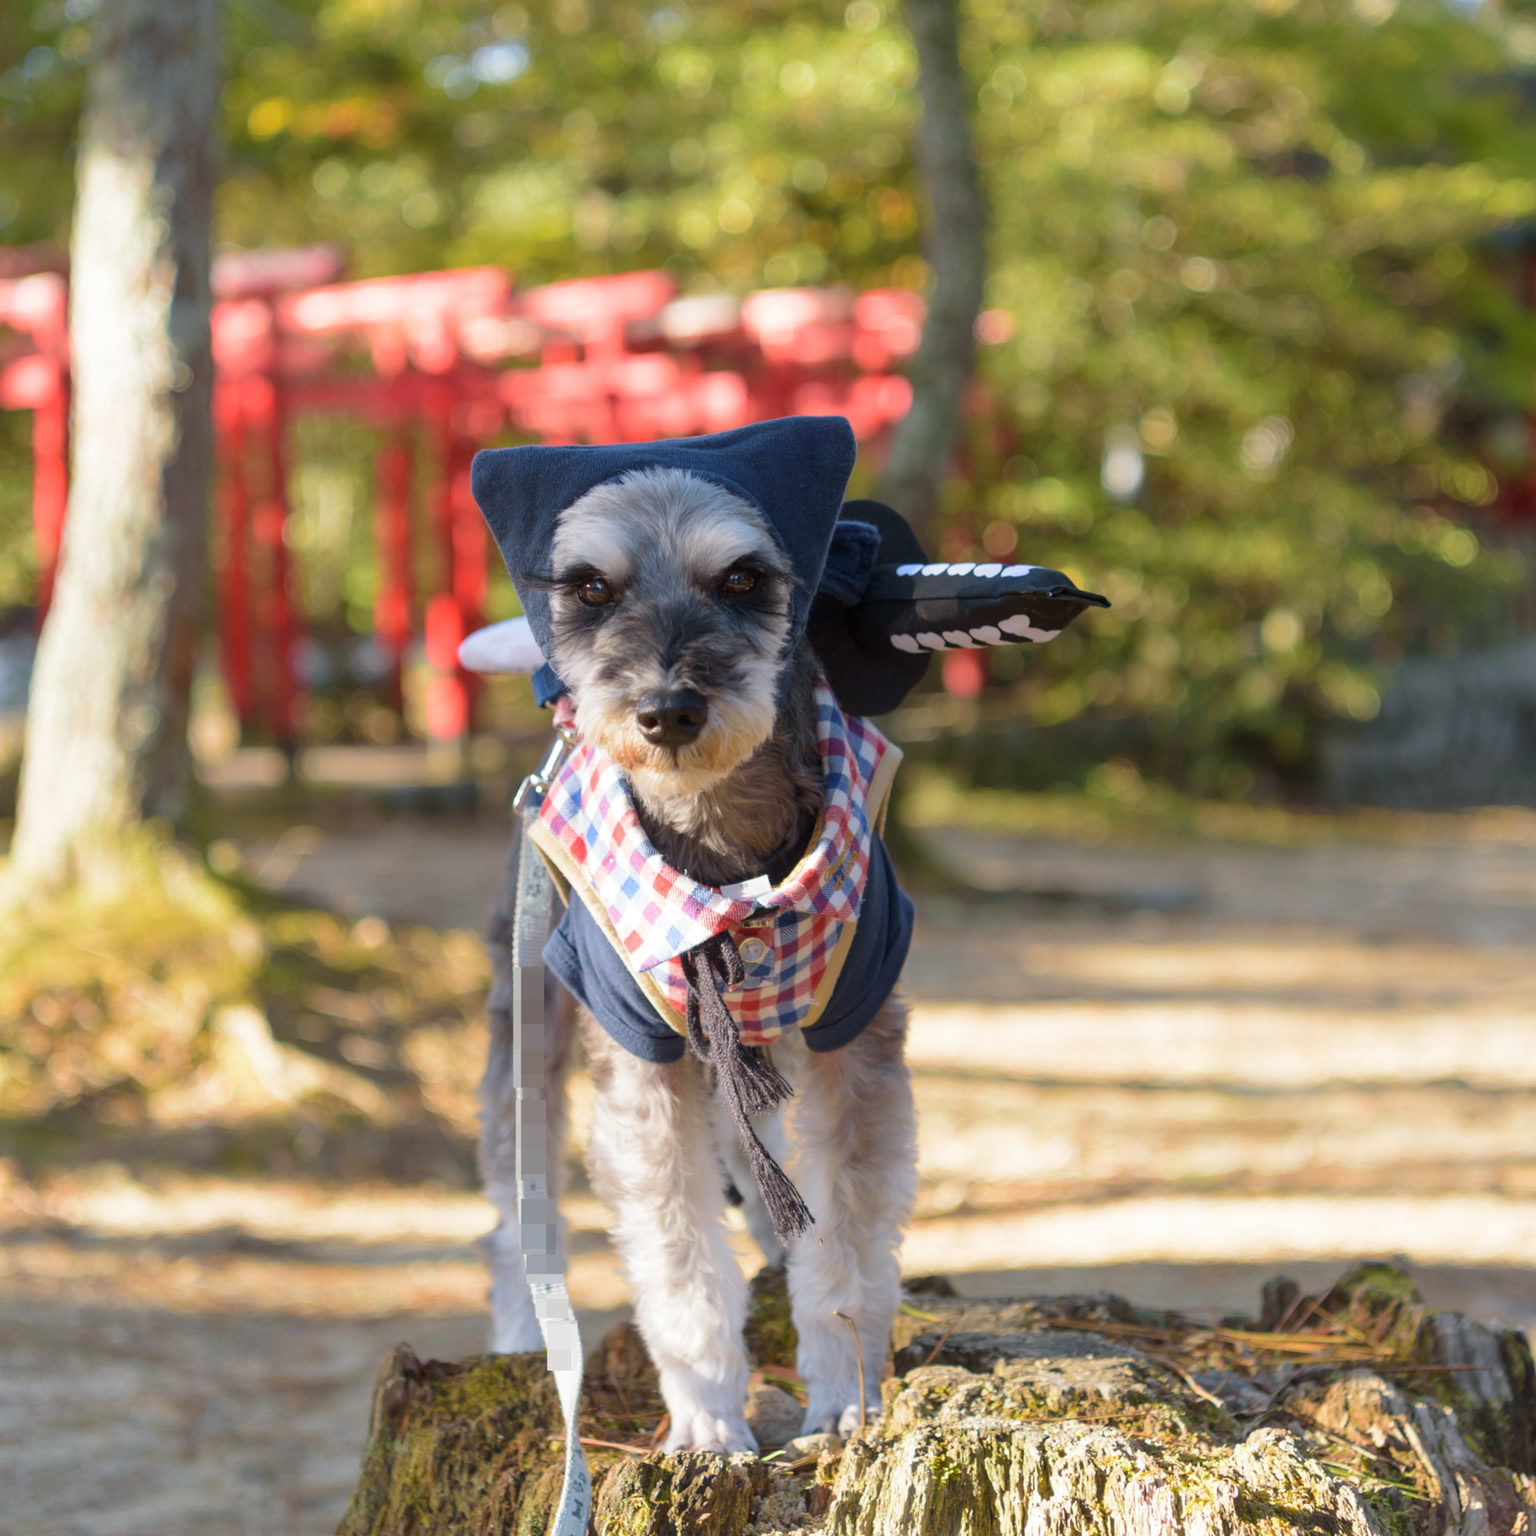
[0,247,922,751]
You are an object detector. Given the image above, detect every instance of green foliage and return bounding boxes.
[218,0,925,291]
[0,413,36,614]
[4,0,1536,789]
[0,2,85,252]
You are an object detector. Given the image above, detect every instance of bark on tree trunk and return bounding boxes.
[8,0,220,892]
[874,0,988,547]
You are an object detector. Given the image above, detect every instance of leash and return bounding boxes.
[511,722,589,1535]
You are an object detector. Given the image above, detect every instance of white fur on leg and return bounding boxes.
[781,998,917,1436]
[582,1015,757,1454]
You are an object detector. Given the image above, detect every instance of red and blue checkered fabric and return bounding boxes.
[537,682,893,1046]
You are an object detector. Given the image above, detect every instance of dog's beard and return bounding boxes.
[570,660,780,799]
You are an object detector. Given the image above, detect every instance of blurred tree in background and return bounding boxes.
[8,0,220,893]
[2,0,1535,797]
[875,0,987,541]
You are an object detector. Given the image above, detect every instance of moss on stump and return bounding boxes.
[594,1452,767,1536]
[336,1347,573,1536]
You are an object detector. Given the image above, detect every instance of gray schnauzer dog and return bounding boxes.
[477,463,917,1454]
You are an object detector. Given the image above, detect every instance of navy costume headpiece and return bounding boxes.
[471,415,858,659]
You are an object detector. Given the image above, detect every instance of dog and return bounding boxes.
[474,433,918,1456]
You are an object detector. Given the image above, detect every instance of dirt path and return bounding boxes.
[4,808,1535,1535]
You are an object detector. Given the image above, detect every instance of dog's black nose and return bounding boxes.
[635,689,708,747]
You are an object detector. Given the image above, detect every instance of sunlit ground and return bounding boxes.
[3,775,1535,1535]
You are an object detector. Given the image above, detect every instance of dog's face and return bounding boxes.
[544,467,794,798]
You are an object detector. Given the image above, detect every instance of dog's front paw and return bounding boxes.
[799,1393,864,1439]
[663,1405,758,1455]
[804,1406,854,1437]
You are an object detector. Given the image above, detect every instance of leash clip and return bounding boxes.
[513,721,577,815]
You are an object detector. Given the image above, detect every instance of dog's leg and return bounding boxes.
[785,994,916,1436]
[583,1015,755,1454]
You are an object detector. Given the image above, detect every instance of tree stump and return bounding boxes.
[337,1262,1536,1535]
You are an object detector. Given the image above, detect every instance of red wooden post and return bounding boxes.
[423,592,467,743]
[424,390,467,743]
[215,380,253,725]
[30,362,68,619]
[248,367,298,746]
[422,387,488,743]
[448,425,486,732]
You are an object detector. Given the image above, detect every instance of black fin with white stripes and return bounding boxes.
[808,498,1109,717]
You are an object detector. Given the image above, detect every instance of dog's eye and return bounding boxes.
[577,576,614,608]
[720,567,757,596]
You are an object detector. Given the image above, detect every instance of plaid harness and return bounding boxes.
[528,681,901,1047]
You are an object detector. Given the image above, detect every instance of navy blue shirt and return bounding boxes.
[544,831,914,1063]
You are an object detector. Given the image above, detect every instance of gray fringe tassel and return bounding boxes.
[679,930,813,1244]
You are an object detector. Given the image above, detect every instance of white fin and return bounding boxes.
[458,616,548,675]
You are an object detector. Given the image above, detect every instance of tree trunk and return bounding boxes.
[8,0,220,892]
[875,0,988,547]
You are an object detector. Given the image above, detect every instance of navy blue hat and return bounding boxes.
[470,416,859,656]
